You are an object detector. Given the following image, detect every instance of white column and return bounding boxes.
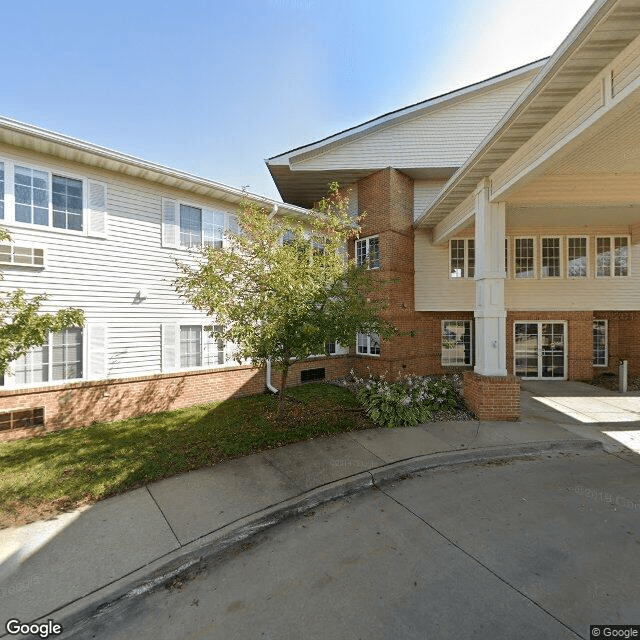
[474,181,507,376]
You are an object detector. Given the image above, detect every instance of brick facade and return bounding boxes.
[593,311,640,376]
[6,165,640,439]
[463,372,520,421]
[0,356,350,442]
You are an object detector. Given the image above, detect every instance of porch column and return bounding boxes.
[474,182,507,376]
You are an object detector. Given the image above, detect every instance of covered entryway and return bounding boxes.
[514,322,566,380]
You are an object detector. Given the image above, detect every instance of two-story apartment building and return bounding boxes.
[2,0,639,436]
[267,0,640,420]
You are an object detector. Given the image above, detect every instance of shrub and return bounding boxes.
[354,372,457,428]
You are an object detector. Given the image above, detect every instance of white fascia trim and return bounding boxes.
[0,115,309,219]
[415,0,617,228]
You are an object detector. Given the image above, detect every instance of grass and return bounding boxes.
[0,384,373,528]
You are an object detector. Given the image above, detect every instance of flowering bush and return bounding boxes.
[353,371,458,428]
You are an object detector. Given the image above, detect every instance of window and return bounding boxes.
[203,325,226,366]
[441,320,473,366]
[593,320,608,367]
[567,237,587,277]
[180,325,229,368]
[515,238,535,278]
[180,205,202,248]
[356,235,380,269]
[0,245,44,267]
[15,165,49,226]
[2,160,106,236]
[179,204,238,249]
[357,332,380,356]
[450,239,474,278]
[10,329,83,386]
[597,236,628,277]
[52,175,83,230]
[180,325,202,367]
[541,237,561,277]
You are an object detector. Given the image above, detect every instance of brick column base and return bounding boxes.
[463,372,520,421]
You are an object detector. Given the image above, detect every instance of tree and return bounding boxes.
[175,182,398,416]
[0,227,85,376]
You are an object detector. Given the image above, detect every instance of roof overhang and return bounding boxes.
[267,60,547,207]
[0,116,309,219]
[417,0,640,229]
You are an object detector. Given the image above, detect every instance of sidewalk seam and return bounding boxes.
[145,486,181,548]
[379,487,585,640]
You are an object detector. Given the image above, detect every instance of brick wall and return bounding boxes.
[463,372,520,421]
[0,356,349,442]
[594,310,640,376]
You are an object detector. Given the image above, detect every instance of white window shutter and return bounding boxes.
[87,181,108,238]
[87,324,108,380]
[162,323,179,372]
[162,198,179,248]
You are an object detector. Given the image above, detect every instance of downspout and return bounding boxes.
[266,202,280,394]
[266,359,278,394]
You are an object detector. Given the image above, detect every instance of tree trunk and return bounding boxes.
[276,363,290,420]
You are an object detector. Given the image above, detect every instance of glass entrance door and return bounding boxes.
[514,322,566,379]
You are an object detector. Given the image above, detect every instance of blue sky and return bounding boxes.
[4,0,594,201]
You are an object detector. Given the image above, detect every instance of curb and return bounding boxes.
[35,438,602,639]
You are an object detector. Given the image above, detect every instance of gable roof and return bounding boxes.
[417,0,640,228]
[267,60,546,207]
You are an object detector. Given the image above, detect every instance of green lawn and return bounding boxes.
[0,384,372,528]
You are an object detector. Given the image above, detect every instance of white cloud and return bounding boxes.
[428,0,596,93]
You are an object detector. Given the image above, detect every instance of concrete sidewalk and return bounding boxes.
[0,415,616,638]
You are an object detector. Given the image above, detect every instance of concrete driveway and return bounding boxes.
[520,380,640,456]
[74,448,640,640]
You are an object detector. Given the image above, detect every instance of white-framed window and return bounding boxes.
[163,198,238,250]
[449,238,474,278]
[441,320,473,366]
[204,325,226,366]
[176,324,231,370]
[355,235,380,269]
[0,244,45,268]
[0,158,107,237]
[356,332,380,356]
[325,341,348,356]
[567,237,588,277]
[596,236,628,277]
[180,325,202,368]
[593,319,608,367]
[541,237,561,278]
[514,237,535,279]
[4,329,84,387]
